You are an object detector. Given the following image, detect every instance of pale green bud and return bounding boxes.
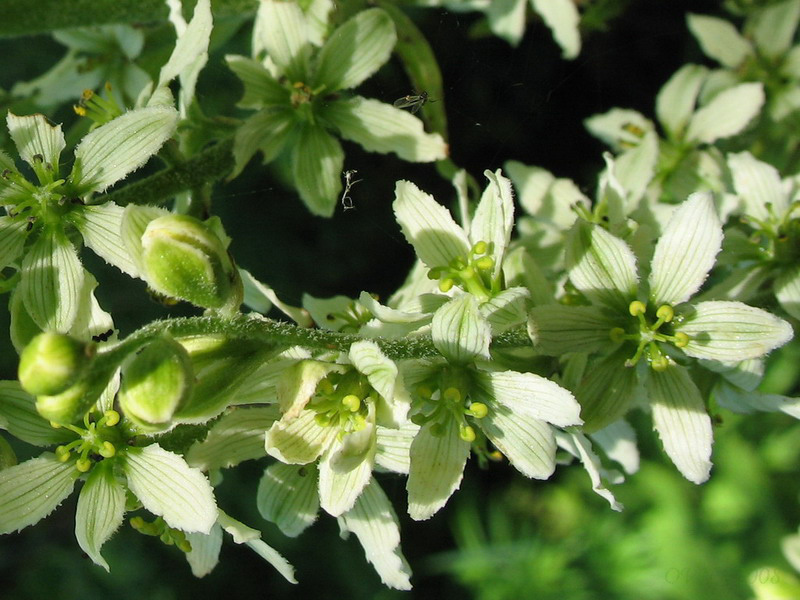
[141,215,243,312]
[119,337,194,426]
[18,333,94,397]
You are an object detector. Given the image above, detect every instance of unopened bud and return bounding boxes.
[18,333,93,397]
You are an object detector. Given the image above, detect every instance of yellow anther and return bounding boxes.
[314,413,332,427]
[103,410,120,426]
[50,421,62,429]
[317,379,335,395]
[99,442,116,458]
[416,384,433,399]
[475,256,494,271]
[130,516,145,529]
[674,332,690,347]
[443,387,462,403]
[656,305,674,322]
[473,241,488,254]
[342,394,361,412]
[467,402,488,418]
[459,424,476,442]
[439,278,455,293]
[609,327,627,343]
[76,457,92,472]
[629,300,647,316]
[489,450,504,461]
[650,356,669,372]
[55,446,71,462]
[73,105,87,117]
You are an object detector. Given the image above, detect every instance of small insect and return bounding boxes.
[340,169,362,211]
[91,328,114,342]
[393,91,430,115]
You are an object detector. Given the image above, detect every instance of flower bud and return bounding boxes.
[141,215,242,312]
[119,337,193,426]
[18,332,93,397]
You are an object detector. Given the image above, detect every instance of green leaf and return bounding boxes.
[257,462,319,538]
[123,444,216,534]
[20,229,85,333]
[676,301,793,361]
[393,180,470,270]
[531,0,581,59]
[71,106,179,194]
[339,478,412,590]
[656,64,708,140]
[0,381,74,446]
[6,112,65,178]
[0,454,76,533]
[321,96,447,162]
[685,83,764,144]
[477,407,555,479]
[314,8,395,92]
[475,369,582,427]
[565,219,639,313]
[527,305,618,356]
[407,422,470,521]
[71,202,139,277]
[431,295,491,364]
[649,192,722,306]
[687,14,752,68]
[225,55,291,109]
[291,123,343,217]
[75,460,125,571]
[648,365,713,484]
[185,406,280,471]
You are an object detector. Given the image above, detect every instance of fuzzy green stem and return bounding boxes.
[100,138,234,207]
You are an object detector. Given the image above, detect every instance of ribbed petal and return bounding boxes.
[257,462,319,538]
[575,348,639,432]
[75,460,125,571]
[531,0,581,59]
[477,407,555,479]
[686,14,752,68]
[685,83,764,144]
[527,305,618,356]
[291,124,343,217]
[469,169,514,281]
[7,112,65,176]
[727,151,787,223]
[656,64,708,140]
[775,265,800,321]
[431,294,492,364]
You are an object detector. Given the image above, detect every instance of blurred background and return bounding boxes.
[0,1,798,598]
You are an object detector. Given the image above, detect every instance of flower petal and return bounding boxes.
[375,422,419,474]
[527,305,619,356]
[469,169,514,281]
[393,180,470,269]
[431,294,492,364]
[6,112,65,175]
[70,202,139,277]
[75,460,125,572]
[185,524,223,578]
[555,431,624,511]
[727,151,787,223]
[575,348,639,432]
[407,422,470,521]
[72,106,179,194]
[318,436,374,517]
[531,0,581,59]
[257,462,319,538]
[339,478,412,590]
[349,340,410,427]
[752,0,800,59]
[321,96,447,162]
[0,454,76,533]
[649,192,722,306]
[775,265,800,321]
[265,408,337,464]
[686,14,752,68]
[123,444,217,533]
[676,301,793,361]
[225,54,290,109]
[685,82,764,144]
[231,107,295,178]
[565,219,639,313]
[656,64,709,140]
[255,0,310,79]
[314,8,395,91]
[0,381,74,446]
[291,124,343,217]
[648,364,713,484]
[478,407,556,479]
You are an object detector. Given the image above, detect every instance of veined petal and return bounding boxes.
[314,8,395,91]
[685,83,764,144]
[480,286,529,333]
[727,152,787,222]
[225,55,290,109]
[20,229,84,333]
[185,406,280,471]
[555,431,624,511]
[775,265,800,321]
[358,291,431,324]
[121,204,170,277]
[751,0,800,60]
[576,348,640,432]
[75,460,125,571]
[584,108,653,151]
[123,444,217,533]
[255,0,311,79]
[375,422,419,474]
[318,436,374,517]
[71,106,179,194]
[527,305,619,356]
[531,0,581,59]
[477,407,556,479]
[257,462,319,537]
[565,219,639,313]
[6,112,65,176]
[407,422,470,521]
[185,524,223,577]
[475,369,582,427]
[686,14,752,68]
[265,408,337,464]
[0,454,76,533]
[590,420,640,475]
[70,202,139,277]
[339,478,412,590]
[504,160,588,230]
[656,64,708,140]
[349,340,410,427]
[321,96,447,162]
[0,217,28,271]
[291,123,343,217]
[649,192,722,306]
[231,107,296,178]
[393,180,470,270]
[0,381,74,447]
[469,169,514,281]
[431,294,492,364]
[486,0,526,45]
[676,301,793,361]
[157,0,212,89]
[648,364,713,484]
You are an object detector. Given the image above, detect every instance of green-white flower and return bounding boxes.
[227,1,447,216]
[528,192,792,483]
